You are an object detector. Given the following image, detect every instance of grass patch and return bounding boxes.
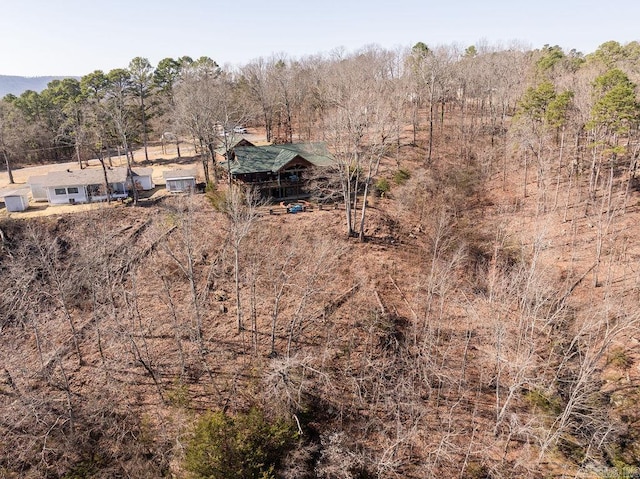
[166,379,191,409]
[608,347,632,370]
[524,389,563,416]
[393,168,411,185]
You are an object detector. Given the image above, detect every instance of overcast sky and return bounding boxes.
[1,0,639,76]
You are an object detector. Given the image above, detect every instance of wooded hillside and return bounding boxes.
[2,41,640,478]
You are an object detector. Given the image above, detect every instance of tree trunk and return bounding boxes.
[523,151,528,198]
[586,130,600,216]
[250,278,258,355]
[351,163,360,230]
[264,108,272,142]
[536,134,545,214]
[61,299,83,366]
[206,142,218,185]
[345,178,354,236]
[2,149,14,184]
[412,99,418,146]
[358,155,383,242]
[553,126,566,211]
[76,143,83,169]
[358,180,371,242]
[98,153,111,205]
[234,245,242,333]
[428,91,435,164]
[187,245,203,346]
[141,92,149,162]
[440,98,445,136]
[122,135,138,205]
[270,284,285,357]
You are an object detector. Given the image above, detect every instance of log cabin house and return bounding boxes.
[220,142,333,200]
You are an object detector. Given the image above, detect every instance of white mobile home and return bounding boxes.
[34,167,155,205]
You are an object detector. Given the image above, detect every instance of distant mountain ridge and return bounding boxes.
[0,75,79,98]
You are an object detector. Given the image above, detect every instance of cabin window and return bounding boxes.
[67,187,79,194]
[54,188,66,195]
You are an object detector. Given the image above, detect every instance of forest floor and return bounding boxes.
[2,119,640,477]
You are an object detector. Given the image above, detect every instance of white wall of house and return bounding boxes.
[134,175,154,190]
[29,183,48,202]
[46,185,88,205]
[166,177,196,193]
[3,194,29,212]
[45,181,134,205]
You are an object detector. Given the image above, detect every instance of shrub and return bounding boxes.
[374,178,390,196]
[464,461,490,478]
[392,169,411,185]
[166,379,190,408]
[184,408,298,479]
[524,389,563,416]
[605,444,640,478]
[205,183,227,212]
[608,347,632,370]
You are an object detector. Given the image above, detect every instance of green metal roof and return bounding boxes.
[221,143,334,175]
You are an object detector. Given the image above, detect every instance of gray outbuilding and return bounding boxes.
[1,190,29,212]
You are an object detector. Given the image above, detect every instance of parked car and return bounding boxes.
[233,126,247,134]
